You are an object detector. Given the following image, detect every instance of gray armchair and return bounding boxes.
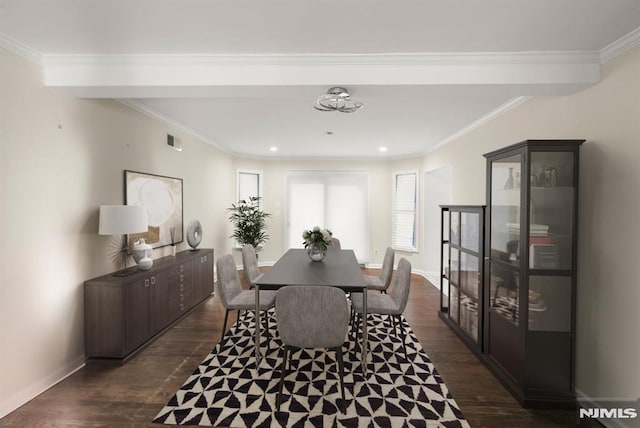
[275,285,349,411]
[363,246,394,293]
[351,257,411,359]
[216,254,276,343]
[241,244,262,289]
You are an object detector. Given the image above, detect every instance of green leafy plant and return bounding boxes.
[227,196,271,252]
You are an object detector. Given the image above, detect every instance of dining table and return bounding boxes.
[254,248,369,375]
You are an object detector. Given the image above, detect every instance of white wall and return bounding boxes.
[0,48,234,417]
[423,46,640,406]
[424,167,452,280]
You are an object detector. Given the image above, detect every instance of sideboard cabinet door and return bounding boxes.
[85,248,214,362]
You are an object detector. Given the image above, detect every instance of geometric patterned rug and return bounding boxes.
[153,310,469,428]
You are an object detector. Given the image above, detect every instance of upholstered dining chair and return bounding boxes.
[275,285,349,411]
[351,257,412,359]
[216,254,277,343]
[363,246,394,293]
[241,244,262,289]
[330,237,342,250]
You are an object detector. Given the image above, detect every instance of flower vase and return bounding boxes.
[307,244,326,262]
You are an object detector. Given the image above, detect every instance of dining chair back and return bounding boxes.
[364,246,394,293]
[275,285,349,411]
[389,257,411,314]
[330,237,341,250]
[241,244,262,289]
[216,254,276,343]
[352,257,412,359]
[217,254,243,308]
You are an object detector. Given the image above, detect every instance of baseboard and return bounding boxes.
[0,355,85,419]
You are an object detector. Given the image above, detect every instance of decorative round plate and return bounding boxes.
[186,220,202,250]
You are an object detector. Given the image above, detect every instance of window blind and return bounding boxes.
[286,171,369,262]
[392,171,418,251]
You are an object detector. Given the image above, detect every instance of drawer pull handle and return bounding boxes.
[179,284,184,291]
[180,265,184,272]
[145,279,150,287]
[151,276,156,285]
[180,294,184,302]
[180,274,184,282]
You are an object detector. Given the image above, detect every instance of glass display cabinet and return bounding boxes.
[483,139,584,406]
[439,205,485,354]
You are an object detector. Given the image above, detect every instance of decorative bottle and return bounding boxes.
[504,167,514,189]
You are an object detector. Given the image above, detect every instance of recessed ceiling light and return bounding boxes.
[379,147,388,152]
[326,131,333,135]
[270,146,278,152]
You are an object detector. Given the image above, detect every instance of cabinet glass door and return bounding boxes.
[441,209,450,310]
[529,152,575,270]
[490,154,522,266]
[490,154,522,325]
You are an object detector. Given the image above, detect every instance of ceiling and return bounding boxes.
[2,0,640,159]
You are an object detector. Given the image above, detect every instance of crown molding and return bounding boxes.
[600,26,640,63]
[117,99,232,155]
[425,96,531,154]
[0,32,42,65]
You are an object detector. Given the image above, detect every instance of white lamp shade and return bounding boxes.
[99,205,149,235]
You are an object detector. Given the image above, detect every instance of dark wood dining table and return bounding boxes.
[255,248,369,375]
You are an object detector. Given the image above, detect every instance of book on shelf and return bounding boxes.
[529,236,552,245]
[506,223,549,236]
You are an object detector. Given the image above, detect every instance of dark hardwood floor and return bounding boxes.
[0,269,579,427]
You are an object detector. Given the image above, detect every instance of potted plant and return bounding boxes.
[227,196,271,254]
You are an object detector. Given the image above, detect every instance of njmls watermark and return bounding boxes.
[578,398,640,427]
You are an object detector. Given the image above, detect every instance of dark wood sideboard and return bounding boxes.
[84,248,214,362]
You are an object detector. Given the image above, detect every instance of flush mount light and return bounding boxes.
[270,146,278,152]
[379,147,388,152]
[314,87,363,113]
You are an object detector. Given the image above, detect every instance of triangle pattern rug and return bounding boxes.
[154,310,469,428]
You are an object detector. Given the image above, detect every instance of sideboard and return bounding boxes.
[84,248,214,362]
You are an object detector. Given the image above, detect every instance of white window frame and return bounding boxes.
[236,169,264,205]
[392,169,419,252]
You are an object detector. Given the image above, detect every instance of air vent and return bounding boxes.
[167,134,182,151]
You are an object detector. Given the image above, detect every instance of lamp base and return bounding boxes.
[112,266,140,277]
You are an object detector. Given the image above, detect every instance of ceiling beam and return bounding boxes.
[42,52,600,98]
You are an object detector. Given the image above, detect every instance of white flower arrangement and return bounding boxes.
[302,226,333,251]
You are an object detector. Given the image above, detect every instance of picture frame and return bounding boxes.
[124,170,183,249]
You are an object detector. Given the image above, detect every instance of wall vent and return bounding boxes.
[167,134,182,151]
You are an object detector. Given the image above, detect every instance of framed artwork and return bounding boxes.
[125,170,183,248]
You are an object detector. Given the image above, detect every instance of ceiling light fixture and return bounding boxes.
[270,146,278,152]
[314,87,363,113]
[379,147,388,152]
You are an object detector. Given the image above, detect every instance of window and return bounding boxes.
[392,170,419,252]
[286,171,369,262]
[236,169,263,203]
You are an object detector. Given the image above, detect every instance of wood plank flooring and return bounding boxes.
[0,269,580,427]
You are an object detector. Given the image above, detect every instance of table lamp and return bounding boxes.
[99,205,149,276]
